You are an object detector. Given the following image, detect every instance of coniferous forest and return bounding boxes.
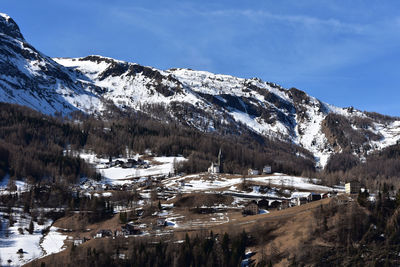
[1,102,400,192]
[0,102,317,185]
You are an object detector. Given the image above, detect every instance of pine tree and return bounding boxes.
[119,212,127,224]
[28,220,34,234]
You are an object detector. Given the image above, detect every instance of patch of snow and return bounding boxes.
[0,215,67,266]
[40,227,67,257]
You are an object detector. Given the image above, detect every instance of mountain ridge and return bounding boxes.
[1,13,400,168]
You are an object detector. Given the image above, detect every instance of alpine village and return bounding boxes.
[1,8,400,267]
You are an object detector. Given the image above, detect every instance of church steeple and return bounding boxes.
[208,148,223,174]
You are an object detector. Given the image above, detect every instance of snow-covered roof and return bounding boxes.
[291,192,311,199]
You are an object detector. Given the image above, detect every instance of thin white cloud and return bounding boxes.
[111,5,365,34]
[107,3,400,82]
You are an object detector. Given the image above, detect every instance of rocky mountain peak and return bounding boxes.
[0,13,24,41]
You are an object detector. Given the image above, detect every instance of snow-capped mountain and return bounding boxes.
[0,13,101,114]
[1,13,400,168]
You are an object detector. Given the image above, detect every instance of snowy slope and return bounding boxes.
[162,173,340,194]
[1,13,400,167]
[56,56,400,167]
[0,13,103,115]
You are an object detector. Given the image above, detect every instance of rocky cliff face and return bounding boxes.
[0,13,102,114]
[1,13,400,168]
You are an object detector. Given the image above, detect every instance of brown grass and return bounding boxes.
[28,197,339,267]
[173,193,233,207]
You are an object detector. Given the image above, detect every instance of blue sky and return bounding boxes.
[3,0,400,116]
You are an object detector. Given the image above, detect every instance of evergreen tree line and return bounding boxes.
[2,102,400,191]
[0,103,316,186]
[33,231,251,267]
[73,104,316,175]
[0,103,98,184]
[323,143,400,190]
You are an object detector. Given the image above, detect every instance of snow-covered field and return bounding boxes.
[77,151,186,185]
[0,174,29,195]
[164,212,230,229]
[248,174,335,191]
[163,173,339,195]
[0,211,67,266]
[101,157,185,184]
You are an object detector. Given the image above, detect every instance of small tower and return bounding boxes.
[208,148,223,174]
[217,148,223,173]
